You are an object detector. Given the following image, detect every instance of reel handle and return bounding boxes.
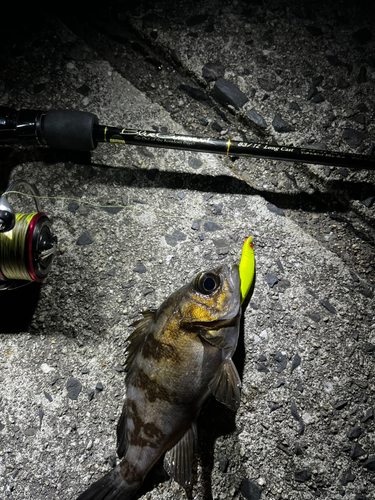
[0,106,98,151]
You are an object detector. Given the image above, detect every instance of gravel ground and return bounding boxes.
[0,2,374,500]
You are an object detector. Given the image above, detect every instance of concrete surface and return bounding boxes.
[0,2,374,499]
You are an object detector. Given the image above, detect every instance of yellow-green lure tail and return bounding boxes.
[239,236,255,304]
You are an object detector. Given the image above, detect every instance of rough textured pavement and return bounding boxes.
[0,2,374,500]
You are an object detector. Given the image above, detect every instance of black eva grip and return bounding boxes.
[43,110,98,151]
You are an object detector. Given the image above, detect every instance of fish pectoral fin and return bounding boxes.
[199,324,239,351]
[209,359,241,411]
[164,422,197,488]
[116,406,128,459]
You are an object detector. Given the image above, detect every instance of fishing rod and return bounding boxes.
[0,106,374,170]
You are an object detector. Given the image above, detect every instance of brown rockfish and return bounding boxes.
[77,263,242,500]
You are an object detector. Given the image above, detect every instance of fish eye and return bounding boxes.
[195,272,221,295]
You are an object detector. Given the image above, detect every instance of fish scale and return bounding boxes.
[77,263,247,500]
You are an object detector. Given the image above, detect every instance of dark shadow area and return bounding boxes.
[0,282,42,333]
[4,146,374,217]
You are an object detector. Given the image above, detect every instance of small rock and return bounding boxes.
[363,456,375,471]
[76,231,93,245]
[312,75,324,86]
[361,407,374,423]
[289,101,301,111]
[212,203,223,215]
[340,468,356,486]
[211,122,222,132]
[87,389,95,401]
[266,203,285,216]
[107,268,116,277]
[76,83,90,97]
[272,113,295,133]
[311,93,325,103]
[257,364,270,374]
[296,381,303,393]
[294,469,311,482]
[258,354,267,362]
[274,352,287,373]
[334,401,348,410]
[291,354,301,373]
[214,238,229,255]
[365,343,375,352]
[270,404,281,412]
[351,443,366,459]
[191,220,200,230]
[240,479,262,500]
[347,426,362,440]
[96,382,103,391]
[204,221,222,232]
[212,78,249,109]
[66,379,82,400]
[133,264,147,274]
[165,230,187,247]
[258,78,276,91]
[44,391,53,402]
[188,157,203,169]
[68,202,79,213]
[266,274,278,288]
[361,196,375,207]
[217,453,229,473]
[179,84,210,103]
[307,312,321,323]
[342,129,365,149]
[202,61,225,82]
[337,77,350,89]
[246,109,267,129]
[294,442,303,456]
[320,299,336,314]
[307,86,318,100]
[39,408,44,428]
[276,259,284,273]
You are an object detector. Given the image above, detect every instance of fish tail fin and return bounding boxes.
[76,465,141,500]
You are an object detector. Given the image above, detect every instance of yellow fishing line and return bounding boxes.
[0,213,36,281]
[4,191,345,241]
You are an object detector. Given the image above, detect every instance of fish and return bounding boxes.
[76,263,245,500]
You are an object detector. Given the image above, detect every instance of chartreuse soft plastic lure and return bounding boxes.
[239,236,255,304]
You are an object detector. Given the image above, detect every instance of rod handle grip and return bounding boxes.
[42,109,98,151]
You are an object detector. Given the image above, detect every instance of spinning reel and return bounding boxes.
[0,180,57,290]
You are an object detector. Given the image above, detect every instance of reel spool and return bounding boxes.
[0,180,57,290]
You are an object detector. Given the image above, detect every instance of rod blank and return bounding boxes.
[93,124,375,170]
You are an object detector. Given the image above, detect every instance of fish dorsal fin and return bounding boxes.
[209,359,241,411]
[164,422,198,488]
[125,311,156,372]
